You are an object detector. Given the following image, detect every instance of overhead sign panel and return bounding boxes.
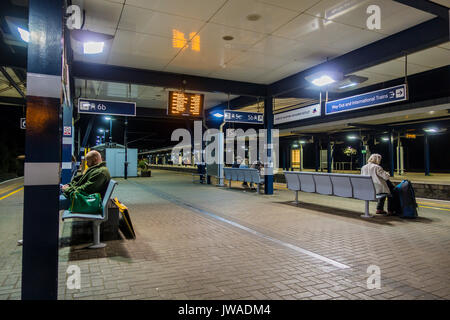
[78,98,136,116]
[274,103,321,125]
[224,110,264,124]
[326,84,407,115]
[167,91,204,117]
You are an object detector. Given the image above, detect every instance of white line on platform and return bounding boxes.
[132,181,351,270]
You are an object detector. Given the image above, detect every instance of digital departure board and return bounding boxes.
[167,91,204,117]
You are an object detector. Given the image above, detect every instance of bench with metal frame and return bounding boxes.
[284,171,384,218]
[62,179,118,248]
[224,168,264,194]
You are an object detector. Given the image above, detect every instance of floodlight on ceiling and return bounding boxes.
[83,41,104,54]
[381,137,389,142]
[17,27,29,42]
[70,29,114,55]
[347,135,358,140]
[338,75,369,89]
[305,70,343,87]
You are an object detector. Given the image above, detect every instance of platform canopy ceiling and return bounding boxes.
[71,0,436,85]
[74,79,239,109]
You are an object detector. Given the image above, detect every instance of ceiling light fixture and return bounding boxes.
[312,75,336,86]
[71,29,113,55]
[222,35,234,41]
[338,75,368,89]
[305,70,343,87]
[17,27,29,42]
[83,41,104,54]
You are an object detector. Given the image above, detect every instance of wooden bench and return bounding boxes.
[224,168,264,194]
[62,179,118,248]
[284,171,384,218]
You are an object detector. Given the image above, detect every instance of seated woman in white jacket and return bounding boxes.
[361,153,394,215]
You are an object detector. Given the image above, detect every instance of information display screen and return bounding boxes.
[167,91,204,117]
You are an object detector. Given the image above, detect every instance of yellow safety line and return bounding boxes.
[417,201,450,208]
[418,205,450,212]
[0,187,24,201]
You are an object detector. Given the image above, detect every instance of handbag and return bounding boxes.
[69,191,103,214]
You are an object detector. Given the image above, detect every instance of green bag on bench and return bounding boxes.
[69,191,103,215]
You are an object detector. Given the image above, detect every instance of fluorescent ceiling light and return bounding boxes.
[347,135,358,140]
[305,70,343,88]
[105,116,112,120]
[311,75,336,87]
[424,128,437,133]
[339,82,357,89]
[83,41,104,54]
[299,140,306,144]
[381,137,389,141]
[17,27,29,42]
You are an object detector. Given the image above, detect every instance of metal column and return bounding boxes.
[264,96,274,195]
[124,117,128,179]
[22,0,63,300]
[388,130,395,177]
[424,134,430,176]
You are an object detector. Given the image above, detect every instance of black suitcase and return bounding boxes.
[393,180,418,219]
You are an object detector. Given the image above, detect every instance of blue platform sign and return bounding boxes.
[224,110,264,124]
[326,84,407,115]
[78,98,136,116]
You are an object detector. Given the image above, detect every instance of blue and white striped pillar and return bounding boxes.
[61,101,74,184]
[22,0,63,300]
[264,96,274,195]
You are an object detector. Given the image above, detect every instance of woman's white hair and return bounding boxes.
[367,153,382,165]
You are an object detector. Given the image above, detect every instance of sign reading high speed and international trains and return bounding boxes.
[168,91,204,117]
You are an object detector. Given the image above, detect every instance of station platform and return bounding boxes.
[149,165,450,200]
[0,171,449,300]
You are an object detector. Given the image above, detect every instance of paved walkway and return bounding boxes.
[0,171,449,300]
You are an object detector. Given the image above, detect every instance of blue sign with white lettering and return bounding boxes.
[78,98,136,116]
[224,110,264,124]
[326,84,407,115]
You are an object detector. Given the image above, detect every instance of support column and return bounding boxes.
[264,96,273,195]
[124,117,128,179]
[300,143,304,171]
[314,138,319,172]
[424,134,430,176]
[22,0,63,300]
[61,101,73,184]
[327,139,332,173]
[388,130,395,177]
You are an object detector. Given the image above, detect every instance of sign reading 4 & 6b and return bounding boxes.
[78,98,136,117]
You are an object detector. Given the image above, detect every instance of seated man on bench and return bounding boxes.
[60,150,111,210]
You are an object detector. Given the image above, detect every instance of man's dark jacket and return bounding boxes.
[63,162,111,198]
